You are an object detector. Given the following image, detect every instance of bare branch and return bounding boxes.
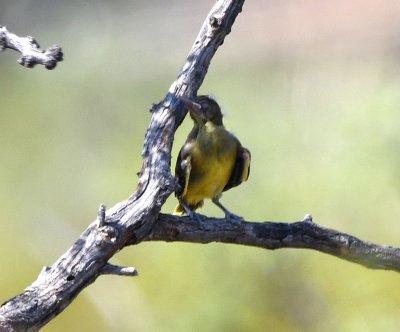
[149,215,400,272]
[96,204,107,227]
[0,0,245,330]
[100,264,138,277]
[1,0,397,330]
[0,26,63,69]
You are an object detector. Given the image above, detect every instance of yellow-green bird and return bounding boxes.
[174,95,251,222]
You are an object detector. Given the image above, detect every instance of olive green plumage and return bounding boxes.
[174,95,251,222]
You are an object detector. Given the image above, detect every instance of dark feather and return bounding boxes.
[223,146,251,192]
[175,125,198,197]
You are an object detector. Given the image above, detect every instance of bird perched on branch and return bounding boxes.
[174,95,251,222]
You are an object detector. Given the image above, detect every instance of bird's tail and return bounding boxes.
[173,201,204,215]
[173,203,186,215]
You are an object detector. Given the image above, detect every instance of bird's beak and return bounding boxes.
[180,97,203,123]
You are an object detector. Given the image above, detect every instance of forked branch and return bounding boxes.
[0,0,245,330]
[1,0,399,331]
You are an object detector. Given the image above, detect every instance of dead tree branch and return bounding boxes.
[0,26,63,69]
[0,0,245,330]
[1,0,399,331]
[150,214,400,272]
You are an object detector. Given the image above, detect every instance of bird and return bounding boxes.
[174,95,251,222]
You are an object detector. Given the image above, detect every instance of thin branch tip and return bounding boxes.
[302,214,313,223]
[101,264,138,277]
[0,26,63,69]
[97,204,107,227]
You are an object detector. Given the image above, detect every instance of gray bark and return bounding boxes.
[0,26,63,69]
[0,0,245,330]
[1,0,399,331]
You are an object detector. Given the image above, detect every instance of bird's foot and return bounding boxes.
[188,211,207,223]
[225,212,243,225]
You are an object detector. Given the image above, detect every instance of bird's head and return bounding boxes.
[181,95,223,126]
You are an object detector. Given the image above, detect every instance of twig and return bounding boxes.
[0,26,63,69]
[101,263,138,277]
[97,204,107,227]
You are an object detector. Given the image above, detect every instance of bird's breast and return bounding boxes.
[185,125,238,201]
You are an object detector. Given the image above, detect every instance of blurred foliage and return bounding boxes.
[1,1,400,331]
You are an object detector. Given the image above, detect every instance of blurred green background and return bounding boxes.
[1,1,400,331]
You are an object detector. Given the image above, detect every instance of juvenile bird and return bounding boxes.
[174,95,251,222]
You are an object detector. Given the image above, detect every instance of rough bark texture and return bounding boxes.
[0,26,63,69]
[1,0,400,331]
[0,0,245,331]
[151,214,400,272]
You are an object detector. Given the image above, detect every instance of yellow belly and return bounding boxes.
[185,158,234,203]
[184,126,237,205]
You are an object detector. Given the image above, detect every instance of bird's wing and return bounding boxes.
[175,124,198,198]
[223,145,251,192]
[175,142,194,198]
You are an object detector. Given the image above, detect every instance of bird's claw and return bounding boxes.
[225,212,243,225]
[188,211,207,223]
